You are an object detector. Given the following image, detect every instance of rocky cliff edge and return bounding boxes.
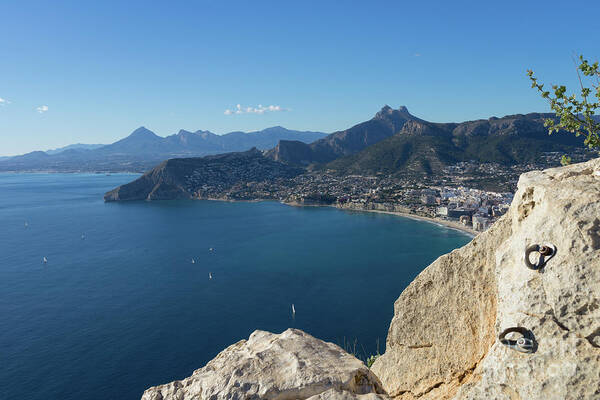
[373,157,600,399]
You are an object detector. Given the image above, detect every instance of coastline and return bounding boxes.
[341,208,478,237]
[281,201,478,237]
[197,196,477,237]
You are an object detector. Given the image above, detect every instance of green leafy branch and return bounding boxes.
[527,55,600,164]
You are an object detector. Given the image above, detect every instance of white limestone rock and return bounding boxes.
[141,328,387,400]
[306,388,389,400]
[372,158,600,399]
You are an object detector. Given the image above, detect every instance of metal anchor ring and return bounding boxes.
[499,327,535,353]
[524,243,556,270]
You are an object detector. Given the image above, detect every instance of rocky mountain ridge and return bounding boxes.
[265,105,421,165]
[265,107,593,170]
[289,108,593,175]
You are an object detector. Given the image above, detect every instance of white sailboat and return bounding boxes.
[43,257,47,264]
[209,272,212,279]
[191,258,195,264]
[291,304,296,315]
[209,247,214,252]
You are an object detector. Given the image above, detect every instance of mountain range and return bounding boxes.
[267,106,594,175]
[4,105,597,177]
[0,126,327,172]
[104,106,598,201]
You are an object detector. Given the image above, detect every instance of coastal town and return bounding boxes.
[104,145,595,236]
[172,146,597,235]
[284,173,512,233]
[185,161,524,234]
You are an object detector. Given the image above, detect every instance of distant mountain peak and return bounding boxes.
[129,126,158,138]
[263,126,287,131]
[374,105,413,120]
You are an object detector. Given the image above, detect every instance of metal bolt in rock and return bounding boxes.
[524,243,556,271]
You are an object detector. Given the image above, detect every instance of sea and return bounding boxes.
[0,173,471,400]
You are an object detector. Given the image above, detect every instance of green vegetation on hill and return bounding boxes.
[325,135,456,175]
[322,112,593,176]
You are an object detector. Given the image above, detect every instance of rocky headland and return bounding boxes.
[103,148,302,202]
[140,158,600,399]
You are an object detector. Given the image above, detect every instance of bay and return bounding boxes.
[0,173,471,399]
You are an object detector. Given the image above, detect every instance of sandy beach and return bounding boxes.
[339,208,478,237]
[282,201,478,237]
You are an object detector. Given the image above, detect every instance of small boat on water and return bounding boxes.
[291,304,296,315]
[42,257,47,264]
[209,272,212,279]
[209,247,214,252]
[25,222,28,228]
[81,234,85,240]
[191,258,196,264]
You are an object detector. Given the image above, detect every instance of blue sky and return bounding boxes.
[0,0,598,155]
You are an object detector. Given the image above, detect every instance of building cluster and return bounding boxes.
[174,149,600,233]
[431,187,512,231]
[284,175,513,231]
[187,169,514,232]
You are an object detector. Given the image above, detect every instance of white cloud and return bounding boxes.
[36,105,49,113]
[0,97,10,105]
[224,104,289,115]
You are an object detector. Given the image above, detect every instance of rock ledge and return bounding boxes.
[142,329,388,400]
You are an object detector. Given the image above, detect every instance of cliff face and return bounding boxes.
[265,140,320,165]
[104,158,193,201]
[139,158,600,400]
[372,157,600,399]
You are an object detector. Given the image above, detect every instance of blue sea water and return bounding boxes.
[0,173,471,400]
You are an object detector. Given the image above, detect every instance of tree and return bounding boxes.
[527,55,600,165]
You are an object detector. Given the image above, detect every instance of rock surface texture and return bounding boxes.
[141,329,388,400]
[372,158,600,399]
